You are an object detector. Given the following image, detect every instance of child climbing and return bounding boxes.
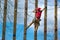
[26,7,46,30]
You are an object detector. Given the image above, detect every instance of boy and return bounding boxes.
[26,7,46,30]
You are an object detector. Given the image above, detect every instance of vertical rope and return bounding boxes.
[13,0,18,40]
[44,0,47,40]
[24,0,28,40]
[54,0,57,40]
[2,0,7,40]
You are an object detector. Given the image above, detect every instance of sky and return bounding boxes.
[0,0,60,40]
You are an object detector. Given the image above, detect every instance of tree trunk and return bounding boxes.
[24,0,28,40]
[54,0,57,40]
[13,0,18,40]
[2,0,7,40]
[44,0,47,40]
[34,0,38,40]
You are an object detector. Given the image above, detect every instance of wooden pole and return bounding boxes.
[54,0,57,40]
[44,0,47,40]
[2,0,7,40]
[34,0,38,40]
[13,0,18,40]
[24,0,28,40]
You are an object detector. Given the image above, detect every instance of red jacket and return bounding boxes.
[35,8,42,19]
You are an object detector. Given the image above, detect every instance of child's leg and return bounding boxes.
[26,18,35,30]
[34,23,39,31]
[26,21,34,30]
[34,19,40,31]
